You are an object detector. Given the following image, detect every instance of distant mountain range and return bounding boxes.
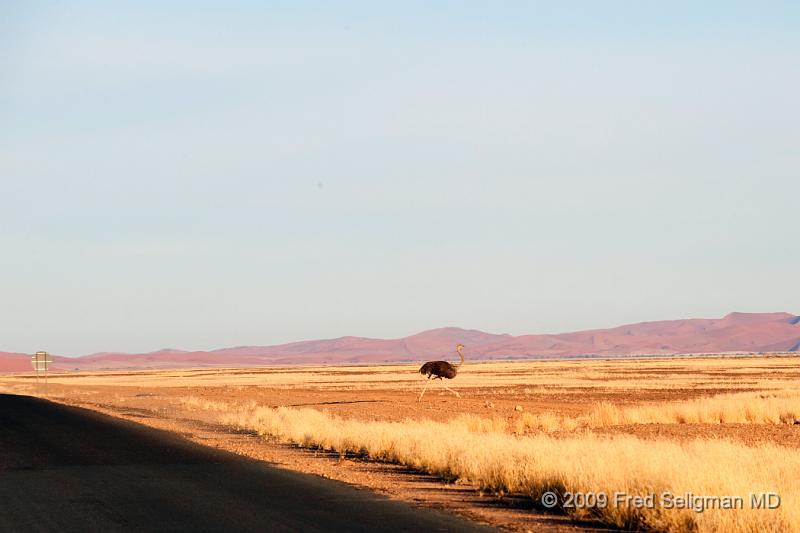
[1,312,799,373]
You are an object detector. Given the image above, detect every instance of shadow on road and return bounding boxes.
[0,394,491,533]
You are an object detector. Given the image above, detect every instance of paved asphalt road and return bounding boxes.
[0,394,492,533]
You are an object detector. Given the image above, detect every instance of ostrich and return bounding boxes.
[417,343,464,402]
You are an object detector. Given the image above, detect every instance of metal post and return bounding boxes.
[32,351,51,397]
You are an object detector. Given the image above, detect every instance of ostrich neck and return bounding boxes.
[455,348,464,368]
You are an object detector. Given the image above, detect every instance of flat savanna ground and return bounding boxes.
[2,356,800,532]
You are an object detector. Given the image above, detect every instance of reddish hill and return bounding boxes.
[5,312,799,372]
[0,352,33,373]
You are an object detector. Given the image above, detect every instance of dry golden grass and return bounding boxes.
[587,390,800,427]
[178,396,234,412]
[14,355,799,393]
[206,402,799,532]
[507,389,800,434]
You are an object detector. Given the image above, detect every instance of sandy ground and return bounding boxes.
[1,355,798,531]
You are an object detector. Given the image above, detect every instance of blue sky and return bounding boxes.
[2,2,798,355]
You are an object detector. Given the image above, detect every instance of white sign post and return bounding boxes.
[31,351,53,395]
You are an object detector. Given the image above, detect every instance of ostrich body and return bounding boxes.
[417,344,464,401]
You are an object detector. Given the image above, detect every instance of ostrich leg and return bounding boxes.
[418,376,432,402]
[441,383,460,398]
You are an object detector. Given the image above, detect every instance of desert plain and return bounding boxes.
[2,355,800,532]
